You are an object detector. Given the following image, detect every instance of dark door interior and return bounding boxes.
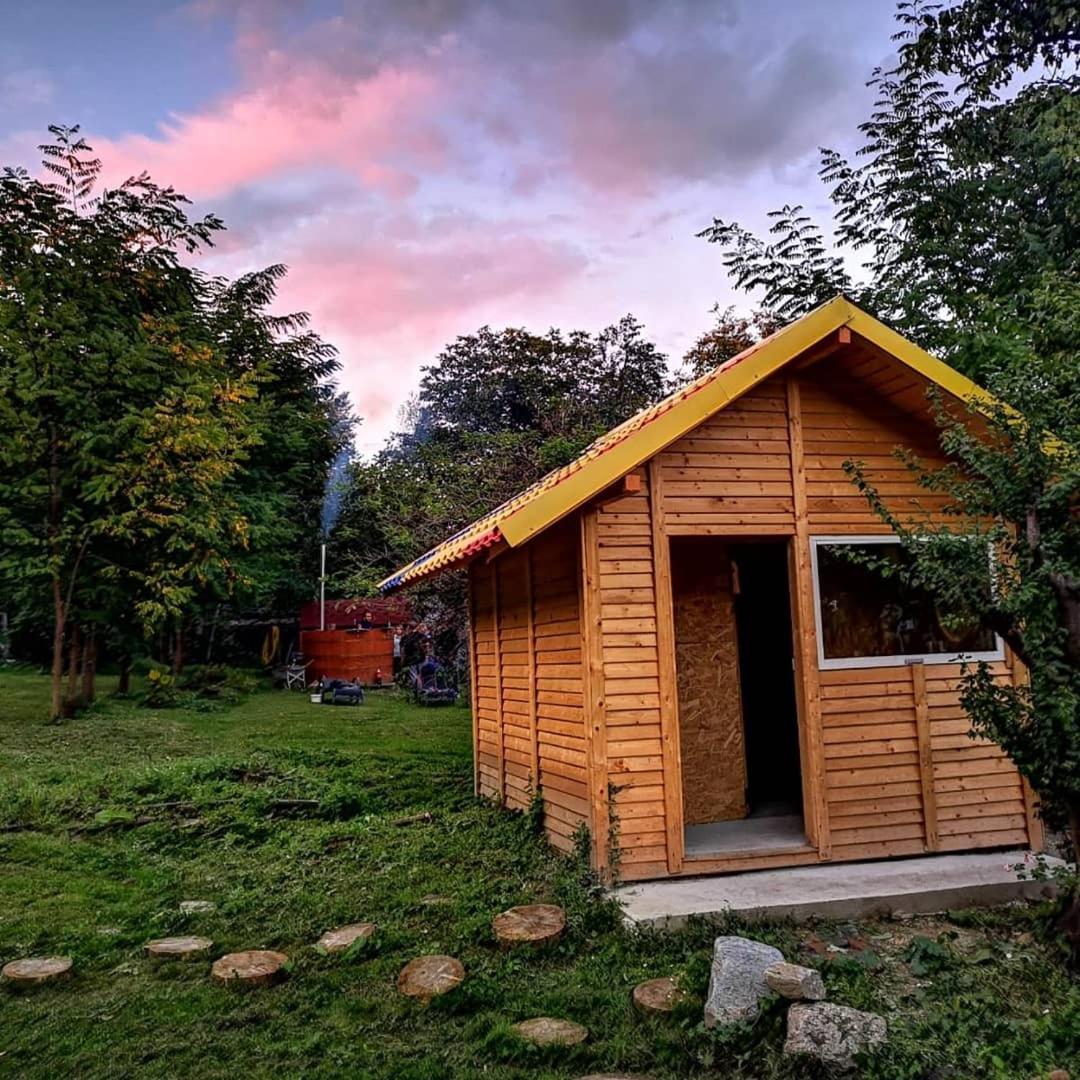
[731,541,802,815]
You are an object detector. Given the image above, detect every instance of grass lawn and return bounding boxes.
[1,669,1078,1079]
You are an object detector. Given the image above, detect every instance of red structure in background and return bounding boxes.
[298,597,413,686]
[298,597,411,631]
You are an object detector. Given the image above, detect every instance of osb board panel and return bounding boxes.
[671,539,747,825]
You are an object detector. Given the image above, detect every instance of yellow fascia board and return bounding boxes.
[499,296,852,547]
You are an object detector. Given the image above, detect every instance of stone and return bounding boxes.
[316,922,375,953]
[1048,1072,1070,1080]
[493,903,566,947]
[512,1017,588,1047]
[764,961,826,1001]
[397,954,464,1000]
[1,956,72,986]
[704,936,784,1027]
[145,936,213,960]
[784,1002,887,1072]
[210,950,287,987]
[179,900,216,915]
[632,976,687,1015]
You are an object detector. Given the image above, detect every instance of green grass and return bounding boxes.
[0,669,1078,1079]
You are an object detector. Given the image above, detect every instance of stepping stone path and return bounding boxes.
[512,1017,588,1047]
[179,900,216,915]
[784,1002,887,1071]
[211,950,287,988]
[632,976,687,1015]
[705,936,784,1027]
[2,956,72,986]
[764,961,826,1001]
[492,903,565,948]
[397,955,464,1000]
[316,923,375,953]
[145,936,213,960]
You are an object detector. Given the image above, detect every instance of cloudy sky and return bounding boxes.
[0,0,900,451]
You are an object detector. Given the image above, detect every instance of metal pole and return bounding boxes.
[320,543,326,631]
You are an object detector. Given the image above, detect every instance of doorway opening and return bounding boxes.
[671,537,806,858]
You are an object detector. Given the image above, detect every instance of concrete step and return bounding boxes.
[616,850,1063,929]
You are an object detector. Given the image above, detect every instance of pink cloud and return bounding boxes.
[93,64,442,199]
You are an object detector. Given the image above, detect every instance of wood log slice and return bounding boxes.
[211,950,287,987]
[1,956,72,986]
[316,922,376,953]
[492,904,566,948]
[512,1017,588,1047]
[397,954,464,1000]
[632,976,687,1015]
[145,936,213,960]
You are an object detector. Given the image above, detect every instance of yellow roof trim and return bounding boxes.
[378,296,991,591]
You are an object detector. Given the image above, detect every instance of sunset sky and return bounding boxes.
[0,0,900,452]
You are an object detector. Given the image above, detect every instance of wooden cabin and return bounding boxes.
[379,297,1044,882]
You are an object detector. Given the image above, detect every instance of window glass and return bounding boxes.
[815,541,996,662]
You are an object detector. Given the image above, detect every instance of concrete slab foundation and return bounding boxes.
[616,850,1063,929]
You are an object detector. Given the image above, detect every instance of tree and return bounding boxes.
[848,277,1080,858]
[0,128,337,716]
[699,0,1080,864]
[679,306,784,381]
[331,317,671,666]
[701,0,1078,376]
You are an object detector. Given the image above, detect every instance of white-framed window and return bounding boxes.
[809,535,1004,671]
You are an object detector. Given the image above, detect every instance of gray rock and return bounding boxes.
[704,936,784,1027]
[784,1002,887,1072]
[764,961,826,1001]
[179,900,216,915]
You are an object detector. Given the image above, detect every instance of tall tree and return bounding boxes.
[0,128,350,713]
[331,317,671,659]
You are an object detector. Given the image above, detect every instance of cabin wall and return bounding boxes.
[469,356,1038,882]
[468,519,589,852]
[798,367,1032,860]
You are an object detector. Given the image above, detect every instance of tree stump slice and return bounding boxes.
[145,936,213,960]
[2,956,72,986]
[513,1017,588,1047]
[397,955,464,1000]
[492,904,566,948]
[211,950,287,987]
[632,976,687,1015]
[316,923,376,953]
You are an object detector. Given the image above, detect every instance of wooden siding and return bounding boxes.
[593,471,670,879]
[658,380,794,534]
[468,348,1038,881]
[468,520,589,852]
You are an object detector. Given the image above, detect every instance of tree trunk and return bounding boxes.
[64,623,81,717]
[117,653,132,696]
[81,627,97,705]
[171,622,185,675]
[48,429,64,722]
[50,576,65,722]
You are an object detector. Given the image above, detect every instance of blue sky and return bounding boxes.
[0,0,902,451]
